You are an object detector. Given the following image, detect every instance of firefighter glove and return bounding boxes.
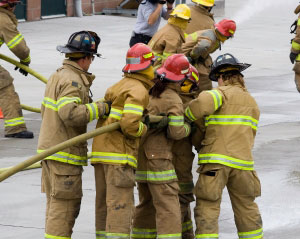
[290,52,298,64]
[190,122,197,135]
[104,101,112,116]
[14,61,30,77]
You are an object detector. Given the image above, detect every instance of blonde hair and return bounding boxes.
[222,71,246,89]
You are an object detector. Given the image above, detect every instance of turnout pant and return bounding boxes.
[194,163,263,239]
[132,182,182,239]
[94,163,135,239]
[41,160,83,239]
[293,62,300,92]
[0,65,27,135]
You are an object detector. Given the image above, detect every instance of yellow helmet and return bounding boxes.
[192,0,214,7]
[170,4,191,20]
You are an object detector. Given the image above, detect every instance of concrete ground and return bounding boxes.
[1,0,300,238]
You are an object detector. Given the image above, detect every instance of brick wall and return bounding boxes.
[26,0,41,21]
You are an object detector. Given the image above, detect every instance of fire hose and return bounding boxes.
[0,115,162,182]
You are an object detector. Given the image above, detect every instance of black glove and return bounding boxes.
[15,61,29,77]
[144,114,169,129]
[158,0,166,4]
[104,100,112,116]
[290,52,298,64]
[190,122,197,135]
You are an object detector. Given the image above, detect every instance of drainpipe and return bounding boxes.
[74,0,83,17]
[91,0,95,15]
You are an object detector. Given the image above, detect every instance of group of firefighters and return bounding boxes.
[0,0,279,238]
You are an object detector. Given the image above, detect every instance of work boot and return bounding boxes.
[5,130,34,139]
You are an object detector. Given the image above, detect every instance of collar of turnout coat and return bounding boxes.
[195,4,214,19]
[62,59,96,86]
[0,7,18,26]
[124,72,155,90]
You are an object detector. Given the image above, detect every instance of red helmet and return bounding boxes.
[188,64,199,87]
[0,0,20,7]
[215,19,236,37]
[122,43,154,73]
[156,54,190,82]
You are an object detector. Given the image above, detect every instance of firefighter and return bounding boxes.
[182,19,236,92]
[185,53,263,239]
[132,54,192,239]
[290,4,300,92]
[38,31,110,239]
[0,0,33,138]
[91,43,155,239]
[172,64,199,239]
[148,4,191,68]
[185,0,215,34]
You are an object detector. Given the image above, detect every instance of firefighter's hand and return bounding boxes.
[290,52,297,64]
[103,101,112,116]
[14,61,29,77]
[153,115,169,129]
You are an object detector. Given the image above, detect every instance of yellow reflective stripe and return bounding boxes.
[136,121,144,137]
[205,115,258,130]
[185,106,197,122]
[106,233,130,239]
[22,55,31,63]
[123,104,144,115]
[298,19,300,25]
[45,233,71,239]
[238,228,263,239]
[195,234,219,239]
[38,149,88,166]
[184,123,190,136]
[42,97,58,111]
[192,71,199,82]
[4,117,25,127]
[57,97,81,110]
[207,90,222,110]
[292,41,300,51]
[198,153,254,171]
[109,108,123,120]
[91,152,137,168]
[182,220,193,232]
[168,115,184,126]
[157,233,182,239]
[7,33,24,49]
[132,228,157,238]
[96,231,106,239]
[136,170,177,182]
[86,102,99,122]
[296,54,300,61]
[143,52,153,59]
[190,32,198,41]
[154,51,172,61]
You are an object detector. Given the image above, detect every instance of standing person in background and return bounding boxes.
[0,0,33,138]
[129,0,174,47]
[148,4,191,69]
[290,3,300,92]
[185,0,215,34]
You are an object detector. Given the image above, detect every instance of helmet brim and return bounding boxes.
[122,61,151,73]
[209,63,251,81]
[156,67,187,82]
[56,45,101,57]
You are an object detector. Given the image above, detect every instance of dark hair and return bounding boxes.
[149,78,167,98]
[147,0,159,4]
[69,53,93,62]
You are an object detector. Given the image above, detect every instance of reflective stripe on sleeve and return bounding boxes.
[157,233,182,239]
[57,97,81,110]
[91,152,137,168]
[131,228,157,239]
[184,123,190,136]
[298,19,300,25]
[123,104,144,115]
[238,228,263,239]
[86,102,99,122]
[205,115,258,130]
[22,55,31,63]
[42,97,58,111]
[38,150,88,166]
[185,106,197,122]
[292,41,300,51]
[45,233,71,239]
[109,108,123,120]
[4,117,25,127]
[207,90,222,110]
[198,153,254,171]
[96,231,106,239]
[195,234,219,239]
[135,170,177,182]
[296,54,300,61]
[182,220,193,232]
[106,233,130,239]
[136,121,144,137]
[168,115,184,126]
[7,33,24,49]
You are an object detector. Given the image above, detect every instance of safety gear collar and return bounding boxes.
[0,0,20,7]
[184,64,199,92]
[215,19,236,38]
[123,43,154,73]
[57,31,101,57]
[209,53,251,81]
[192,0,214,7]
[170,4,191,20]
[156,54,190,82]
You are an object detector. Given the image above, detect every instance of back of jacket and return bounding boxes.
[185,5,215,34]
[38,60,100,166]
[91,73,153,169]
[186,83,260,171]
[0,7,30,64]
[148,23,185,68]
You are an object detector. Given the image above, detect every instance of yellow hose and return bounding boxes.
[0,162,41,174]
[0,53,48,84]
[21,104,41,113]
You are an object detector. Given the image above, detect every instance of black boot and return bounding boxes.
[5,130,34,139]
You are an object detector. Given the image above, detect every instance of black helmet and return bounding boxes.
[57,31,101,57]
[209,53,251,81]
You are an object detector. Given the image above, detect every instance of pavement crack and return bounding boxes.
[0,223,44,230]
